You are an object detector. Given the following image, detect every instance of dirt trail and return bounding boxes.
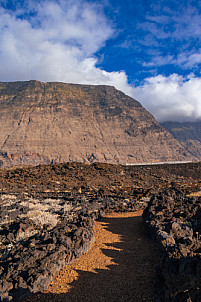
[24,211,160,302]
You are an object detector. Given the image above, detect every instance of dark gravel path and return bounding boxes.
[24,211,160,302]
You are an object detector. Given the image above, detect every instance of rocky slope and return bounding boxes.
[161,121,201,160]
[0,80,194,167]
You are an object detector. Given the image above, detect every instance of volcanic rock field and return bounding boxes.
[0,161,201,301]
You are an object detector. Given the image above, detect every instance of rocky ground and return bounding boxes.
[0,162,201,301]
[143,186,201,301]
[0,161,201,195]
[0,192,146,301]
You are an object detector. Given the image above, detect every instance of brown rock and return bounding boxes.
[161,121,201,160]
[0,80,194,167]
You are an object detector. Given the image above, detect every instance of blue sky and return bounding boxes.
[1,0,201,122]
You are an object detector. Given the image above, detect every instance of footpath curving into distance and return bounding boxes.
[24,211,160,302]
[24,187,201,302]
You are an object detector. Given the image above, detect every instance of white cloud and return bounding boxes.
[136,3,201,70]
[176,51,201,69]
[144,4,201,42]
[132,74,201,122]
[142,55,174,67]
[0,0,136,101]
[0,0,136,111]
[0,1,124,84]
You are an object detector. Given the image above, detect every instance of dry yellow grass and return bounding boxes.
[187,190,201,197]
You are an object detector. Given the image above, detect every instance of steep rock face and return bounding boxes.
[0,80,194,167]
[161,121,201,160]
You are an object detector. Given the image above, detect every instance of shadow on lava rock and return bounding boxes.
[23,215,160,302]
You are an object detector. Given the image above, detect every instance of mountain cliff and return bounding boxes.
[161,121,201,160]
[0,80,194,167]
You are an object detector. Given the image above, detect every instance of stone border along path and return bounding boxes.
[143,188,201,301]
[24,211,160,302]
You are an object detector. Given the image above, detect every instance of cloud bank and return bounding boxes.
[0,0,133,95]
[0,0,201,123]
[132,74,201,122]
[0,1,113,81]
